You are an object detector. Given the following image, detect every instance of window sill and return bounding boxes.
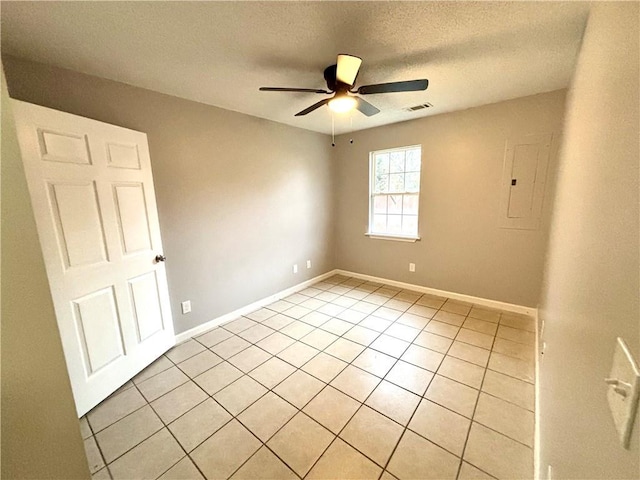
[365,232,421,243]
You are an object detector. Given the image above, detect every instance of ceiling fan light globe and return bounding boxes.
[328,95,357,113]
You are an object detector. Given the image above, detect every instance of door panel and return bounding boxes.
[12,100,175,416]
[73,286,125,375]
[113,183,152,254]
[107,142,141,170]
[38,129,92,165]
[129,271,165,342]
[48,181,109,268]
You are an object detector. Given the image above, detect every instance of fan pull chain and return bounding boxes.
[350,114,354,144]
[331,113,335,147]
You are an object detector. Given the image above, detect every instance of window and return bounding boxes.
[368,145,421,240]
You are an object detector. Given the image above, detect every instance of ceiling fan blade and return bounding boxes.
[336,54,362,86]
[260,87,330,94]
[295,98,331,116]
[357,79,429,95]
[355,97,380,117]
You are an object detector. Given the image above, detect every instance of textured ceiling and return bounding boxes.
[1,1,590,135]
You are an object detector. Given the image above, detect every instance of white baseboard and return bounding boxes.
[176,268,537,344]
[174,269,338,343]
[534,307,542,480]
[335,269,536,316]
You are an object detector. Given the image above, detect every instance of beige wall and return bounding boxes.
[1,70,90,478]
[2,55,335,335]
[334,90,566,307]
[538,3,639,478]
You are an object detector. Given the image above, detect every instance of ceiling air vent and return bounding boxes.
[405,102,433,112]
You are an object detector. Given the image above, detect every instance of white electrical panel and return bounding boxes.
[605,337,640,448]
[499,133,552,230]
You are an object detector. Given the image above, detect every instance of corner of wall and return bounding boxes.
[1,67,90,478]
[536,3,640,478]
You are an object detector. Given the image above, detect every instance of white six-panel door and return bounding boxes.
[12,100,175,416]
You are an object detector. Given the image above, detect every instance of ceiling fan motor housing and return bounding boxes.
[324,64,350,93]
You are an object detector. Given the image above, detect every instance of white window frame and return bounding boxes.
[366,144,422,242]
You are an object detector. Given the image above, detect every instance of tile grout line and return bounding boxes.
[90,276,350,479]
[81,417,108,478]
[86,416,111,478]
[235,277,531,474]
[239,280,405,478]
[300,292,422,477]
[204,278,533,477]
[174,363,302,479]
[92,385,171,478]
[453,309,536,477]
[234,277,523,476]
[467,337,537,448]
[150,379,287,480]
[85,274,535,480]
[454,311,502,480]
[130,381,205,480]
[227,278,414,479]
[216,276,370,478]
[376,297,466,479]
[181,285,367,478]
[108,381,195,477]
[114,340,524,474]
[297,279,423,478]
[134,305,531,427]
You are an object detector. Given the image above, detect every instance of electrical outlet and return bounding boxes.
[293,264,298,274]
[181,300,191,314]
[409,262,416,272]
[306,260,312,269]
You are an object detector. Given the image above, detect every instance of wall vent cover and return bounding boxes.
[405,103,433,112]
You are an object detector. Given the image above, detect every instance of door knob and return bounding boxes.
[155,254,166,263]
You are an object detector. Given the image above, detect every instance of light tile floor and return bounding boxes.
[82,275,536,480]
